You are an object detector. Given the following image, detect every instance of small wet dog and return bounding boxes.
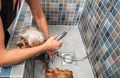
[16,26,73,78]
[17,26,45,48]
[45,68,73,78]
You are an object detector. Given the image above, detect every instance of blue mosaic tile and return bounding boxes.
[108,26,114,33]
[108,14,114,23]
[112,8,118,17]
[0,66,12,77]
[105,69,109,77]
[115,48,120,56]
[115,1,120,11]
[114,70,120,78]
[108,46,113,54]
[109,74,117,78]
[115,36,120,45]
[107,67,113,76]
[112,41,117,49]
[108,36,113,44]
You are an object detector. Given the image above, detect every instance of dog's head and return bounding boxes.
[45,68,73,78]
[16,26,45,48]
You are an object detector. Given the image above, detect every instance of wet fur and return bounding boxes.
[17,26,45,48]
[45,68,73,78]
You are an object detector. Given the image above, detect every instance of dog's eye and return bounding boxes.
[24,41,28,44]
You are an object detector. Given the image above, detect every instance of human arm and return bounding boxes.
[25,0,49,39]
[25,0,58,58]
[0,17,62,66]
[0,0,62,66]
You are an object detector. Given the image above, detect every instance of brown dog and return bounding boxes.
[45,68,73,78]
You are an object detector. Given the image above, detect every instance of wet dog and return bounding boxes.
[45,68,73,78]
[17,26,45,48]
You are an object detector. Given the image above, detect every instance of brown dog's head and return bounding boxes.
[45,68,73,78]
[16,26,45,48]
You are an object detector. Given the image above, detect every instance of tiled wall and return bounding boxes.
[40,0,84,25]
[79,0,120,78]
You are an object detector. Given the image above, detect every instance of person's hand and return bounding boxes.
[48,51,55,59]
[43,35,63,52]
[46,35,62,59]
